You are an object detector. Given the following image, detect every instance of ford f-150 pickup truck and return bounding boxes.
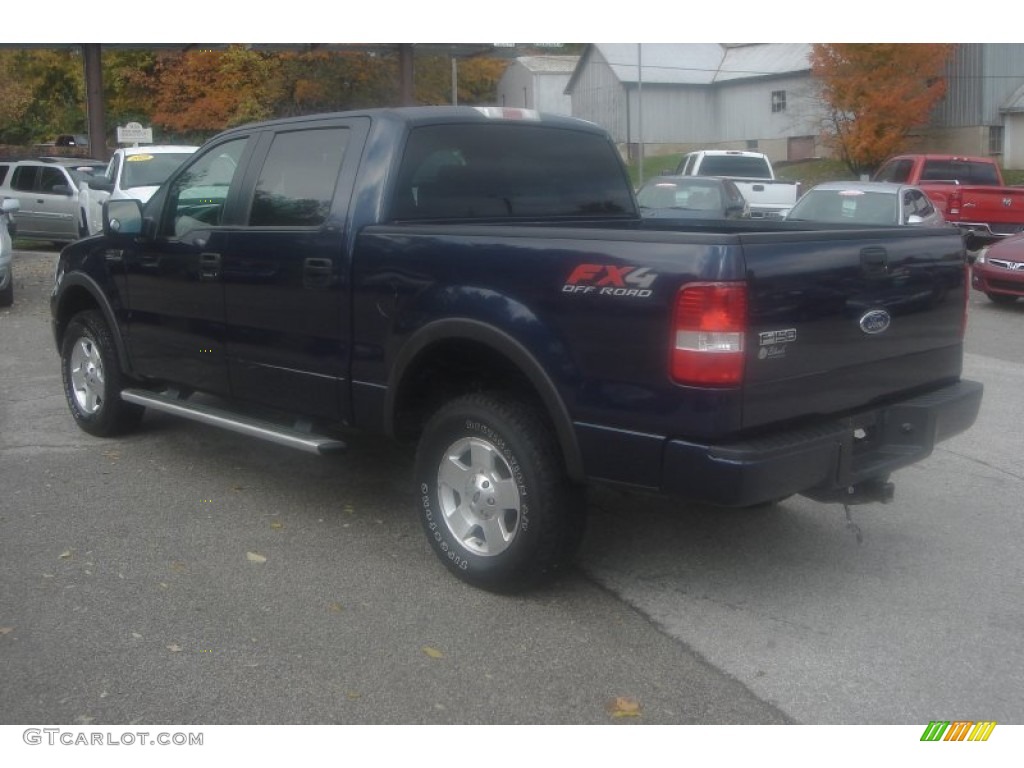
[50,106,983,591]
[673,149,801,219]
[873,153,1024,248]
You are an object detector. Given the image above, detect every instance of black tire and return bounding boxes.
[414,393,586,592]
[60,309,144,436]
[987,292,1017,305]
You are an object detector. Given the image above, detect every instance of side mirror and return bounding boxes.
[104,198,144,237]
[1,198,19,214]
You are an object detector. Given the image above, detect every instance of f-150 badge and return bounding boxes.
[562,264,657,298]
[758,328,796,360]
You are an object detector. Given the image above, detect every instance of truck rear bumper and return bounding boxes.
[660,379,983,507]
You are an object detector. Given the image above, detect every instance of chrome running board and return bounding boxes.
[121,389,347,454]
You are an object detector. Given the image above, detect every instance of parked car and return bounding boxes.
[971,233,1024,305]
[0,158,106,242]
[79,145,198,236]
[673,149,800,219]
[636,175,749,219]
[784,182,947,228]
[1,197,20,306]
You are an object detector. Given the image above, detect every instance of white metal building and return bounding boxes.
[496,56,578,115]
[566,43,1024,169]
[565,44,823,163]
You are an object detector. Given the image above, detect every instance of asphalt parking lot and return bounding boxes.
[0,247,789,727]
[2,244,1022,729]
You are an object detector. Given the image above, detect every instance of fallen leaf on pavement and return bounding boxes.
[608,696,642,718]
[246,552,267,563]
[0,627,13,635]
[166,644,182,653]
[422,646,444,659]
[328,602,343,613]
[270,521,284,530]
[59,550,72,559]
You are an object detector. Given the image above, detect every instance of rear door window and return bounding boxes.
[247,128,348,227]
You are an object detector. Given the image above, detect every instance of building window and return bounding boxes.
[989,125,1004,155]
[771,90,787,113]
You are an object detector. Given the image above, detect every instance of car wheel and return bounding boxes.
[986,292,1018,305]
[60,309,144,436]
[414,393,586,592]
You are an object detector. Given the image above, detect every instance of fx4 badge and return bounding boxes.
[562,264,658,298]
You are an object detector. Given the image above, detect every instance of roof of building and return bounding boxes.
[567,43,812,90]
[511,55,580,75]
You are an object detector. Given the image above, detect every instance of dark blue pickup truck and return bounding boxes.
[50,106,982,591]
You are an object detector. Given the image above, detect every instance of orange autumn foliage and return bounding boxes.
[810,44,956,175]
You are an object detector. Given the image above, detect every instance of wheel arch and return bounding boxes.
[385,318,585,482]
[53,273,132,374]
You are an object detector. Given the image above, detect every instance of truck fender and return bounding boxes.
[384,317,585,482]
[53,271,133,375]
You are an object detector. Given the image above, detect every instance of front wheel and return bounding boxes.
[414,393,586,592]
[60,310,144,436]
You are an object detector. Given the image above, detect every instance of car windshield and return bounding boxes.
[67,165,105,185]
[122,153,194,189]
[637,179,723,210]
[787,189,899,226]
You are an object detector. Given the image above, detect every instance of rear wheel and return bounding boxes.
[414,393,586,592]
[987,292,1018,305]
[60,310,144,436]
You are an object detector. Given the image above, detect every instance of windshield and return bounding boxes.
[67,165,104,185]
[787,190,899,226]
[122,153,194,189]
[637,179,723,210]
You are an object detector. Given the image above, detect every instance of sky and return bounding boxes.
[2,3,1010,45]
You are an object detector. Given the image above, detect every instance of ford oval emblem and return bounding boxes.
[859,309,891,335]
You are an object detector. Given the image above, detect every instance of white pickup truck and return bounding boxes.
[674,150,800,219]
[78,145,197,236]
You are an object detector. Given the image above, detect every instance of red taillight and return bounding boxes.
[670,282,747,386]
[948,187,962,218]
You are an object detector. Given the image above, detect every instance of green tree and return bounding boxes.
[811,43,955,176]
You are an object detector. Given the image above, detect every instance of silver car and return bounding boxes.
[785,181,947,228]
[1,197,21,306]
[0,158,105,242]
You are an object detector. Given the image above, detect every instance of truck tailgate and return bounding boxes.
[956,186,1024,235]
[740,227,966,430]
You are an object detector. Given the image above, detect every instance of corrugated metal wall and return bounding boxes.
[570,49,627,141]
[935,44,1024,127]
[624,84,716,143]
